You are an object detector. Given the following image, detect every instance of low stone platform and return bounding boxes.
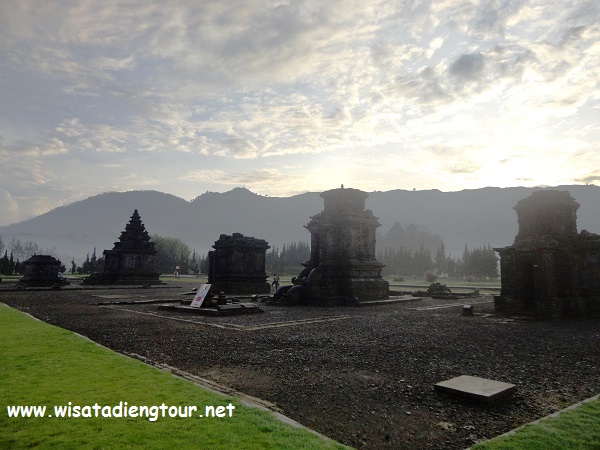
[158,303,263,316]
[434,375,517,402]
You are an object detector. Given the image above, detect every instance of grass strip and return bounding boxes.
[472,397,600,449]
[0,303,348,449]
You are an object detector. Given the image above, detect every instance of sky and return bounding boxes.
[0,0,598,226]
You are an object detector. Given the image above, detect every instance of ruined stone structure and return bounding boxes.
[82,209,162,285]
[495,190,600,318]
[280,187,389,305]
[19,255,69,287]
[208,233,270,294]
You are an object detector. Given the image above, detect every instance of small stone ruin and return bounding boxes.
[82,209,163,285]
[495,190,600,318]
[208,233,271,294]
[19,255,69,287]
[277,186,389,305]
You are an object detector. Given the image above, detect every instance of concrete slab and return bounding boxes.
[434,375,517,402]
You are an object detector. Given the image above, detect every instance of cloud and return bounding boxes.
[218,137,259,159]
[446,160,481,174]
[111,173,161,190]
[0,188,20,226]
[544,1,599,48]
[449,53,485,80]
[0,0,598,223]
[395,66,450,108]
[0,142,53,188]
[575,171,600,185]
[178,164,359,196]
[180,168,283,185]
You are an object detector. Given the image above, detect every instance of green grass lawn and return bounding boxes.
[0,275,20,283]
[0,303,348,449]
[472,396,600,449]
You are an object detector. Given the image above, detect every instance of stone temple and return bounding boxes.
[279,186,389,305]
[208,233,271,294]
[495,190,600,318]
[19,255,69,287]
[82,209,162,285]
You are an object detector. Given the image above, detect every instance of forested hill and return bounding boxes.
[0,185,599,264]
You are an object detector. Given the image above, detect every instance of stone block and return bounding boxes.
[434,375,517,402]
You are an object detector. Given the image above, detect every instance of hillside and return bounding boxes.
[1,185,599,264]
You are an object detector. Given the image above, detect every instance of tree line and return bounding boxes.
[265,241,311,274]
[72,235,206,275]
[378,242,499,280]
[1,231,499,280]
[0,236,59,275]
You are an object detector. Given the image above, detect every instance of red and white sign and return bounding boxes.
[190,284,211,308]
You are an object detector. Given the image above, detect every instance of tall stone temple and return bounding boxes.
[281,186,389,305]
[82,209,163,285]
[495,190,600,318]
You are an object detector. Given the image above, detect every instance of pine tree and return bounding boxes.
[9,252,15,274]
[90,248,97,271]
[434,243,446,276]
[0,250,9,275]
[82,253,91,274]
[462,244,471,278]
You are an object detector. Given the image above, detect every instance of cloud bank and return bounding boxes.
[0,0,598,224]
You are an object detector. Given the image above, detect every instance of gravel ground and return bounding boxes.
[2,283,599,449]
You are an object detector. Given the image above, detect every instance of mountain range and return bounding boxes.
[1,185,599,264]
